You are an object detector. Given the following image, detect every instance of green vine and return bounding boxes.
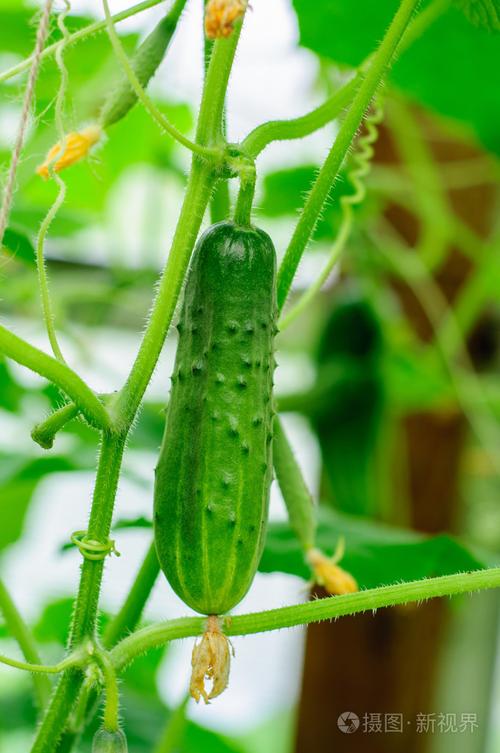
[0,0,491,750]
[109,567,500,671]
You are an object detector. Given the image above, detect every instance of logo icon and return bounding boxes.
[337,711,360,734]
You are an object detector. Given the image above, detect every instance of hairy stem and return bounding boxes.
[241,0,447,159]
[31,433,126,752]
[111,567,500,671]
[0,578,51,710]
[94,651,120,732]
[31,402,80,449]
[0,324,110,430]
[115,21,246,427]
[31,15,247,751]
[234,163,256,226]
[101,0,214,158]
[0,0,168,85]
[277,0,421,310]
[242,78,359,159]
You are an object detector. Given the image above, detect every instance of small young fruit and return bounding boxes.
[92,728,128,753]
[100,4,184,128]
[154,221,277,616]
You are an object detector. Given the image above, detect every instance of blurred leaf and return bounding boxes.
[20,101,189,223]
[453,0,500,30]
[292,0,500,154]
[259,164,348,240]
[34,596,111,646]
[121,646,166,701]
[33,597,74,646]
[113,516,152,531]
[0,359,25,412]
[0,455,77,553]
[383,346,453,411]
[8,206,90,237]
[1,227,35,267]
[260,507,485,588]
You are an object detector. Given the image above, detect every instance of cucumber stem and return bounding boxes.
[110,567,500,672]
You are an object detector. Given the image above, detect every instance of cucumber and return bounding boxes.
[100,0,187,129]
[313,288,384,517]
[154,221,277,615]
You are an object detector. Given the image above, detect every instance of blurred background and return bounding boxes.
[0,0,499,751]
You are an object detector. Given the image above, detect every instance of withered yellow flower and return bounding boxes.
[190,616,232,703]
[205,0,247,39]
[36,124,101,179]
[307,546,358,596]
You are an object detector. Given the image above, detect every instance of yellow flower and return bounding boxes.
[307,544,358,596]
[205,0,247,39]
[190,616,232,703]
[36,124,101,180]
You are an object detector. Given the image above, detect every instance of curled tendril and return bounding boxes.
[280,96,385,330]
[71,530,121,561]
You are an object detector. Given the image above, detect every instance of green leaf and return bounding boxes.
[113,516,152,531]
[121,646,167,701]
[1,227,36,267]
[383,346,453,412]
[259,165,347,240]
[33,597,75,646]
[0,358,25,412]
[260,507,485,588]
[0,455,78,553]
[292,0,500,154]
[453,0,500,31]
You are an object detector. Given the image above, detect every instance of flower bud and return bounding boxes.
[307,547,358,595]
[205,0,247,39]
[37,124,101,179]
[92,728,128,753]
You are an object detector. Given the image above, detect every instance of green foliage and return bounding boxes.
[259,165,347,240]
[0,454,76,554]
[1,227,36,267]
[260,507,486,588]
[293,0,500,153]
[453,0,500,30]
[0,0,499,749]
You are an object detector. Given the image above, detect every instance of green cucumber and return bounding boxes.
[313,288,384,516]
[100,0,187,128]
[154,221,277,615]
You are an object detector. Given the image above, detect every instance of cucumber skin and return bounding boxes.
[154,222,277,615]
[100,8,182,128]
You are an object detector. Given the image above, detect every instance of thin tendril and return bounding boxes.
[35,0,71,363]
[0,651,83,675]
[280,97,384,330]
[0,0,54,247]
[101,0,217,159]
